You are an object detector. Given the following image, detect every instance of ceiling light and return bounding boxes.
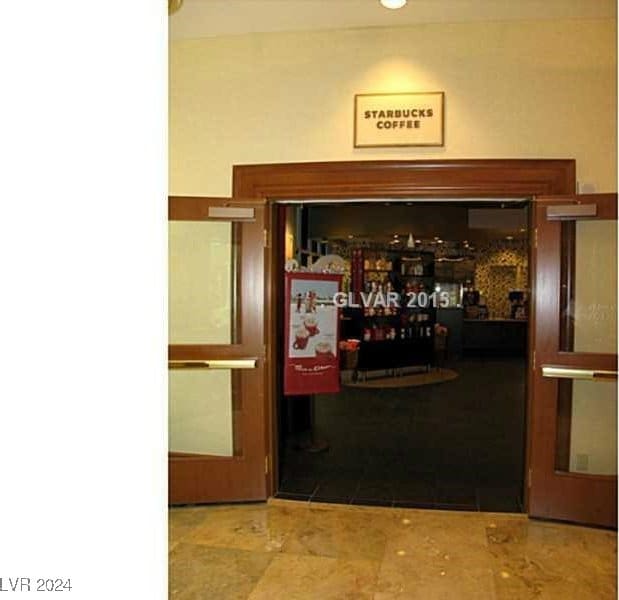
[380,0,407,9]
[506,236,514,240]
[168,0,183,15]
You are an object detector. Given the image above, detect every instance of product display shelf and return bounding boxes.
[349,248,436,378]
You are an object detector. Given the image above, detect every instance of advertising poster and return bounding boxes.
[284,272,342,396]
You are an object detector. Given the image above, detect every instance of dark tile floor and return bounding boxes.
[276,357,526,512]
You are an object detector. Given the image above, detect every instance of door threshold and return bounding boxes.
[268,497,526,518]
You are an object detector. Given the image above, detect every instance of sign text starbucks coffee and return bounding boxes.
[354,91,444,147]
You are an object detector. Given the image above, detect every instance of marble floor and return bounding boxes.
[169,499,616,600]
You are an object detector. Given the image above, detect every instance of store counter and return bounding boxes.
[436,307,464,359]
[462,318,527,356]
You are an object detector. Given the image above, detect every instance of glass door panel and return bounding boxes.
[169,220,239,345]
[560,219,618,353]
[555,378,617,476]
[169,369,233,456]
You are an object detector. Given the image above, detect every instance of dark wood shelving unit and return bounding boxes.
[345,248,437,377]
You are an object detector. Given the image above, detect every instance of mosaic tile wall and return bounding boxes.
[474,240,528,319]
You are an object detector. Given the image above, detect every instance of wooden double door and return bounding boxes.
[168,189,617,528]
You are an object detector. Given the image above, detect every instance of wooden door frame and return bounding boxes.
[233,158,576,505]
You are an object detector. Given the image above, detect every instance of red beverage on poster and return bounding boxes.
[284,272,342,396]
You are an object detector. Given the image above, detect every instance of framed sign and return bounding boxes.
[354,91,444,148]
[284,272,342,396]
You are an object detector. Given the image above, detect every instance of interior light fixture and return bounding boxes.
[380,0,407,9]
[168,0,183,15]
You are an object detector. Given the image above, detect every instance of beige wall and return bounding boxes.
[170,18,616,196]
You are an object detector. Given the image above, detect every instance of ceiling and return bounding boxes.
[306,203,528,246]
[170,0,616,41]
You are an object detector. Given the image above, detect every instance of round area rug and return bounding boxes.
[344,368,459,389]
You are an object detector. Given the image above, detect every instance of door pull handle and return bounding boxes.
[168,359,257,370]
[541,366,617,381]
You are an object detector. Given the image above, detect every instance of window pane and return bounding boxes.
[561,220,617,353]
[169,369,233,457]
[556,378,617,476]
[169,221,238,344]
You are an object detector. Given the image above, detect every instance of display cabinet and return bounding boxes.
[345,248,436,378]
